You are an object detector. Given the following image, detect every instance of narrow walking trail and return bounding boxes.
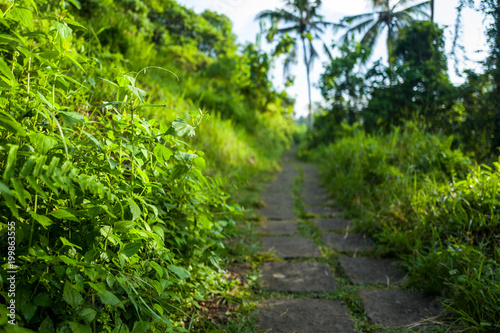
[254,149,442,332]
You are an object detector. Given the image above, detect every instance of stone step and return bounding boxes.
[358,289,441,328]
[322,233,374,253]
[305,205,341,217]
[338,257,406,285]
[261,262,337,293]
[261,237,320,258]
[258,298,356,333]
[258,207,296,220]
[314,218,352,232]
[258,221,298,236]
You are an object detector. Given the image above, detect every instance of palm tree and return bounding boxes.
[256,0,338,129]
[341,0,430,68]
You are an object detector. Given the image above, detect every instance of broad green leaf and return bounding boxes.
[82,131,101,148]
[63,282,83,308]
[0,110,26,136]
[152,280,163,295]
[127,84,146,103]
[150,261,163,278]
[11,7,34,31]
[60,237,82,250]
[61,111,85,126]
[66,0,82,10]
[29,212,53,228]
[68,321,92,333]
[59,255,77,266]
[3,145,18,182]
[38,316,54,333]
[78,308,96,322]
[174,151,198,163]
[26,176,48,200]
[38,51,60,59]
[153,303,163,315]
[0,58,14,81]
[11,178,26,208]
[53,22,72,40]
[29,132,58,154]
[193,157,206,171]
[65,51,86,73]
[114,220,135,231]
[169,119,195,137]
[19,155,37,178]
[128,197,141,221]
[33,155,47,177]
[88,282,123,308]
[0,182,19,218]
[50,209,79,222]
[153,145,173,163]
[168,265,190,280]
[122,241,142,257]
[171,165,189,179]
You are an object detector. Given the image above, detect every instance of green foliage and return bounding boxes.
[363,22,457,132]
[308,123,500,330]
[0,0,293,331]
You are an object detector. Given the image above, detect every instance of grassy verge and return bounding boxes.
[303,122,500,331]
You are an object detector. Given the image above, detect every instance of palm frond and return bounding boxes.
[395,1,430,16]
[342,12,376,25]
[360,22,382,50]
[255,9,301,23]
[343,18,377,37]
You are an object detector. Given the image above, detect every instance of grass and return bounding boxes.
[304,122,500,331]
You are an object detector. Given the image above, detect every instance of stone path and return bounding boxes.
[255,150,442,332]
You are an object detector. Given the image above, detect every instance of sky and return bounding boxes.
[176,0,489,119]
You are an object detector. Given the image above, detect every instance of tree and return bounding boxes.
[319,39,371,125]
[455,0,500,153]
[341,0,430,68]
[362,21,456,131]
[256,0,338,129]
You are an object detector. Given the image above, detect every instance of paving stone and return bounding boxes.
[338,257,406,285]
[322,233,374,253]
[258,298,356,333]
[261,262,337,292]
[315,218,352,231]
[302,195,332,206]
[302,188,330,198]
[261,194,295,208]
[259,207,296,220]
[258,221,298,236]
[261,237,320,258]
[358,289,441,327]
[306,205,341,217]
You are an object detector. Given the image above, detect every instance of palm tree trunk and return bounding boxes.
[431,0,434,23]
[301,37,313,129]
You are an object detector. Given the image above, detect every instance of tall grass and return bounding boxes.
[308,122,500,331]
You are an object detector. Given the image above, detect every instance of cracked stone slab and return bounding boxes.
[261,237,320,258]
[258,207,296,220]
[261,262,337,292]
[258,221,298,236]
[315,218,352,232]
[322,233,374,253]
[358,289,441,327]
[258,298,356,333]
[306,205,341,217]
[338,257,406,285]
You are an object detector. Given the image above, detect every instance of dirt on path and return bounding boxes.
[254,149,443,333]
